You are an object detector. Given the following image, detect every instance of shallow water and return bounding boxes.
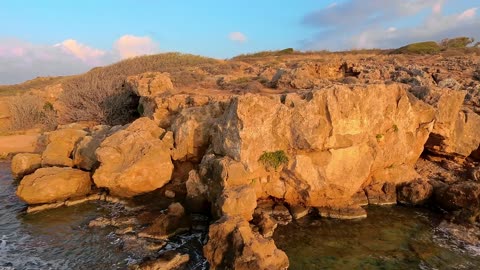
[0,162,207,270]
[274,206,480,270]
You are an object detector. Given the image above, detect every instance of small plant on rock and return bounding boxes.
[258,150,289,171]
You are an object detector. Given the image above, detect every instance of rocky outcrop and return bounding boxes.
[209,83,435,208]
[138,203,191,240]
[127,72,174,97]
[11,153,41,179]
[16,167,91,204]
[93,117,174,197]
[271,62,342,89]
[72,125,111,170]
[204,216,289,270]
[397,178,434,205]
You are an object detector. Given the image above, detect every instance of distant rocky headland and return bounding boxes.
[2,39,480,269]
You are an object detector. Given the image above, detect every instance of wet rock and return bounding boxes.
[93,117,174,197]
[469,166,480,181]
[288,204,311,220]
[435,181,480,211]
[351,190,369,206]
[41,128,87,167]
[203,216,289,270]
[364,182,397,205]
[16,167,91,205]
[317,205,367,220]
[271,203,292,225]
[133,252,189,270]
[138,203,191,240]
[11,153,41,179]
[397,178,434,205]
[258,213,278,238]
[164,190,175,198]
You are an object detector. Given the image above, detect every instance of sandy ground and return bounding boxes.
[0,134,39,157]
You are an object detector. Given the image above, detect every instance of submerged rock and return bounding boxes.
[317,205,367,220]
[138,203,191,240]
[133,251,189,270]
[16,167,91,204]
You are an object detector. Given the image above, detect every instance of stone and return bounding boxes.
[317,205,367,220]
[41,128,87,167]
[397,178,434,205]
[138,203,191,240]
[271,203,292,225]
[73,126,110,170]
[185,169,209,213]
[134,252,189,270]
[435,181,480,211]
[210,83,435,208]
[127,72,174,97]
[288,204,311,220]
[164,190,175,198]
[258,213,278,238]
[438,78,462,90]
[93,117,174,197]
[216,185,257,221]
[203,216,289,270]
[16,167,91,205]
[11,153,41,179]
[364,182,397,205]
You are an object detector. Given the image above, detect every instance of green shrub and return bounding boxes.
[392,41,441,54]
[440,37,475,49]
[258,150,289,171]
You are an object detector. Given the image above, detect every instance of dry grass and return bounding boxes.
[8,95,57,130]
[0,76,70,96]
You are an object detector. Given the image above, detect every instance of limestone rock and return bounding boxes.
[93,117,174,197]
[364,182,397,205]
[203,216,289,270]
[127,72,174,97]
[288,204,311,220]
[435,181,480,211]
[210,84,435,208]
[73,125,110,170]
[41,128,87,167]
[11,153,41,179]
[185,169,209,213]
[16,167,91,205]
[138,203,190,240]
[171,103,225,161]
[317,205,367,220]
[135,252,189,270]
[258,213,278,238]
[216,185,257,221]
[397,178,434,205]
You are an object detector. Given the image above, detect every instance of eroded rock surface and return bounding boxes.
[11,153,41,179]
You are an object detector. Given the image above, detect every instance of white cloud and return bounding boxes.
[55,39,106,64]
[302,1,480,50]
[0,34,160,84]
[458,7,478,20]
[113,35,159,59]
[229,32,247,43]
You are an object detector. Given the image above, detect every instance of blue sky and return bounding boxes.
[0,0,478,84]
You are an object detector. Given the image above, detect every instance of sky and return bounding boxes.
[0,0,479,84]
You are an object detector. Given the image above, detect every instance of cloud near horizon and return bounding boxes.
[229,32,247,43]
[302,0,480,50]
[0,35,160,85]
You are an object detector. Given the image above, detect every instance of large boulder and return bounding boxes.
[138,203,190,240]
[397,178,434,205]
[11,153,41,179]
[93,117,174,197]
[210,83,435,207]
[127,72,174,97]
[203,216,289,270]
[73,125,111,170]
[16,167,91,204]
[41,128,88,167]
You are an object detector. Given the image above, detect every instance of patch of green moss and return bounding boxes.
[258,150,289,171]
[392,41,441,55]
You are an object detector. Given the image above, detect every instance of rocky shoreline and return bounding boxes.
[6,54,480,269]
